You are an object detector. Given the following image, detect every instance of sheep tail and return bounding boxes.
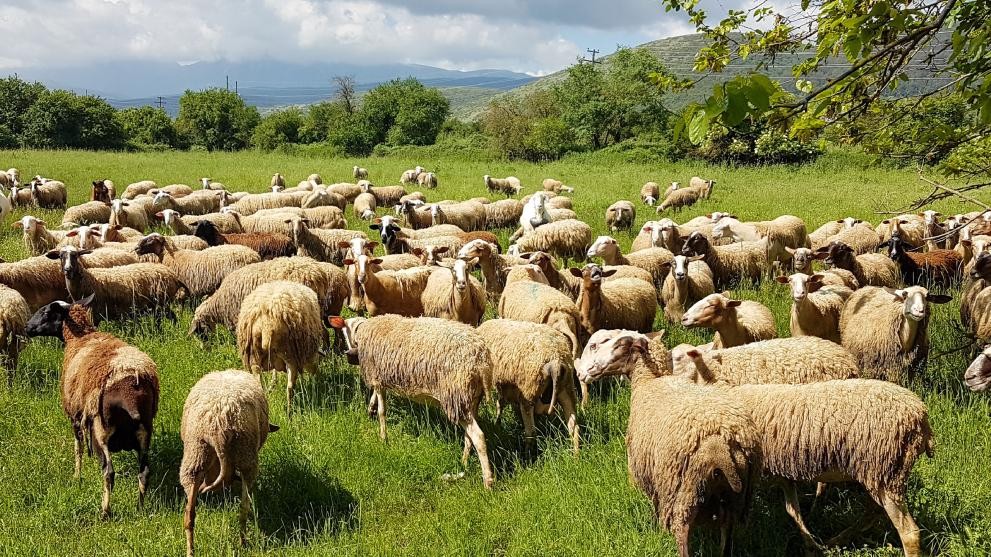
[543,360,560,415]
[551,318,581,359]
[201,441,230,493]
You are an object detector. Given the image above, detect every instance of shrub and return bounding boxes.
[175,88,260,151]
[252,108,305,151]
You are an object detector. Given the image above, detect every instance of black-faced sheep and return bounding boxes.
[193,220,296,260]
[818,240,900,288]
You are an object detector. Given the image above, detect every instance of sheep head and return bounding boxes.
[681,231,709,257]
[575,329,651,384]
[586,235,619,260]
[964,346,991,392]
[46,245,92,281]
[775,273,824,302]
[681,293,741,328]
[885,286,951,322]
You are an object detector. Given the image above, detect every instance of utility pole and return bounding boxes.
[581,48,602,65]
[155,96,166,110]
[226,75,229,91]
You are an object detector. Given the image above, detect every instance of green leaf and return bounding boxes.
[843,36,862,61]
[725,90,750,126]
[688,109,709,144]
[672,116,686,143]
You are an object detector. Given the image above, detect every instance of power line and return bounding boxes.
[581,48,602,65]
[155,96,166,109]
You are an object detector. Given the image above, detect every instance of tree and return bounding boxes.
[333,75,358,116]
[481,90,563,160]
[361,78,450,147]
[20,90,124,150]
[302,100,347,143]
[0,76,46,143]
[175,88,260,151]
[252,108,305,151]
[117,106,180,148]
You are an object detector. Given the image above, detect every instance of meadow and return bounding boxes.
[0,147,989,556]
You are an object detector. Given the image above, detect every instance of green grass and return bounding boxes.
[1,147,990,556]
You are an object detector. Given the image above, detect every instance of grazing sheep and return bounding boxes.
[688,176,715,198]
[190,257,348,338]
[658,187,702,212]
[400,166,424,185]
[818,241,900,288]
[604,200,636,233]
[421,259,486,326]
[362,183,406,207]
[121,180,158,199]
[417,171,438,189]
[30,179,68,208]
[326,182,362,202]
[62,200,111,228]
[887,233,962,287]
[498,279,583,360]
[484,175,522,197]
[640,182,660,206]
[109,199,149,232]
[14,215,68,256]
[91,179,115,203]
[198,177,225,190]
[484,198,524,229]
[682,232,768,288]
[478,319,580,453]
[571,264,656,334]
[510,219,592,263]
[430,201,486,231]
[354,192,378,221]
[133,233,261,297]
[238,281,325,413]
[180,370,277,557]
[330,315,495,488]
[193,220,296,260]
[0,284,29,387]
[352,166,368,180]
[681,293,777,349]
[841,285,951,383]
[575,330,759,557]
[542,178,574,193]
[25,296,159,518]
[662,255,715,322]
[776,273,853,342]
[46,246,184,320]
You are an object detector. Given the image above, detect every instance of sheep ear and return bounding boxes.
[601,269,617,278]
[283,219,292,224]
[66,230,78,237]
[645,330,665,340]
[337,241,351,249]
[726,300,743,307]
[685,349,701,359]
[373,218,382,224]
[369,224,381,231]
[370,258,383,265]
[883,288,905,301]
[882,219,890,224]
[45,250,61,259]
[368,241,379,250]
[327,316,346,329]
[435,247,449,255]
[155,212,164,219]
[774,276,789,284]
[813,251,829,260]
[784,246,795,254]
[835,219,845,223]
[78,293,96,307]
[113,225,122,231]
[962,240,973,247]
[568,268,583,277]
[342,258,355,266]
[929,294,953,304]
[268,424,280,433]
[11,222,22,229]
[78,249,93,256]
[411,248,423,256]
[810,274,824,282]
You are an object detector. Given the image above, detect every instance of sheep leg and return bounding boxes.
[558,390,580,455]
[136,426,150,510]
[673,524,691,557]
[578,380,590,408]
[720,522,734,557]
[464,416,493,489]
[461,433,471,467]
[376,389,388,442]
[239,467,258,549]
[809,482,827,514]
[95,434,115,518]
[874,490,922,557]
[183,476,201,557]
[286,365,298,416]
[782,481,821,552]
[520,402,537,458]
[367,392,377,418]
[72,420,84,480]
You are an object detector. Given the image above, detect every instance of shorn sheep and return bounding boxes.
[840,285,951,383]
[604,200,636,232]
[775,272,853,342]
[0,284,29,387]
[477,319,580,453]
[661,255,715,322]
[180,370,277,557]
[576,330,760,557]
[26,296,159,518]
[571,264,656,334]
[818,240,900,288]
[237,281,325,413]
[484,175,522,197]
[681,293,777,348]
[329,315,495,488]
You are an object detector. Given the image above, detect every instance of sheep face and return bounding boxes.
[92,180,112,203]
[775,273,823,302]
[920,210,941,226]
[787,247,814,273]
[818,241,854,267]
[681,232,709,257]
[971,253,991,279]
[369,216,402,247]
[671,255,702,281]
[840,217,862,229]
[156,209,180,228]
[888,286,951,322]
[569,263,616,290]
[520,251,555,278]
[575,329,649,384]
[451,258,476,291]
[457,239,493,260]
[586,236,618,259]
[133,233,168,259]
[964,346,991,391]
[26,300,72,339]
[681,293,741,328]
[46,245,92,281]
[66,226,99,250]
[887,234,909,260]
[151,191,174,209]
[192,220,222,245]
[97,224,122,242]
[13,215,42,233]
[346,254,381,284]
[200,178,211,189]
[709,211,733,223]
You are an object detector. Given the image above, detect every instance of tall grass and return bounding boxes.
[0,147,989,556]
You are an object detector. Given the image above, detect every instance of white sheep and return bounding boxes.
[661,255,715,322]
[776,272,853,342]
[604,200,636,233]
[681,293,777,348]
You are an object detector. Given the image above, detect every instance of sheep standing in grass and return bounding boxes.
[682,293,777,348]
[26,296,159,518]
[876,214,926,248]
[30,179,67,208]
[640,182,660,206]
[345,253,432,317]
[180,370,277,557]
[457,239,524,300]
[661,255,715,322]
[887,233,962,287]
[430,201,486,231]
[657,187,701,212]
[121,180,157,199]
[91,180,115,203]
[682,231,768,288]
[62,201,112,228]
[510,219,592,263]
[819,240,900,288]
[133,233,261,297]
[542,178,574,193]
[586,235,674,290]
[498,279,584,360]
[571,264,656,334]
[484,198,524,229]
[0,284,29,387]
[576,330,760,557]
[417,171,438,189]
[775,273,853,341]
[482,319,579,450]
[840,285,950,383]
[604,200,636,233]
[400,166,424,185]
[964,345,991,391]
[689,176,715,198]
[14,215,68,255]
[193,220,296,260]
[484,175,522,197]
[422,258,486,325]
[109,199,149,232]
[353,166,368,180]
[238,281,325,414]
[353,192,377,221]
[330,315,496,488]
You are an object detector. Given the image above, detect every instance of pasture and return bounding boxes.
[0,147,989,556]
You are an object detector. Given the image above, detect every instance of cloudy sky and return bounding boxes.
[0,0,712,75]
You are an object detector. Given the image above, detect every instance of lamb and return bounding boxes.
[152,191,221,216]
[190,257,348,338]
[818,240,900,288]
[510,219,592,263]
[887,232,962,287]
[353,192,378,221]
[775,273,853,342]
[8,185,33,207]
[840,285,950,383]
[688,176,715,198]
[483,198,524,229]
[30,179,68,208]
[193,220,296,260]
[133,233,261,297]
[14,215,68,255]
[640,182,660,206]
[46,246,185,320]
[604,200,636,233]
[180,370,277,557]
[344,253,431,317]
[0,284,29,387]
[657,187,701,212]
[430,201,486,231]
[586,235,674,290]
[400,166,424,185]
[121,180,157,199]
[682,231,768,288]
[237,281,325,413]
[417,171,438,189]
[681,293,777,349]
[109,199,149,232]
[62,201,112,228]
[329,315,495,487]
[484,175,522,197]
[542,178,574,193]
[421,258,486,325]
[353,166,368,180]
[91,179,115,203]
[571,264,656,336]
[661,255,715,322]
[477,319,579,453]
[362,183,406,206]
[25,296,159,518]
[575,330,760,557]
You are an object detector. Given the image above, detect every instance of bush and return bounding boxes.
[175,88,260,151]
[754,130,823,164]
[117,106,180,148]
[252,108,305,151]
[20,90,125,150]
[524,117,578,161]
[362,78,450,148]
[0,124,17,149]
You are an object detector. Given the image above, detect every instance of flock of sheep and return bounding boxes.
[0,163,987,557]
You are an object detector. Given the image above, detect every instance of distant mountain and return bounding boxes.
[5,59,537,116]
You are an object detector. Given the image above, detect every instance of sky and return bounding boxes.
[0,0,721,76]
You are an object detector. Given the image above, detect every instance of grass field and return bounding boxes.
[0,147,989,556]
